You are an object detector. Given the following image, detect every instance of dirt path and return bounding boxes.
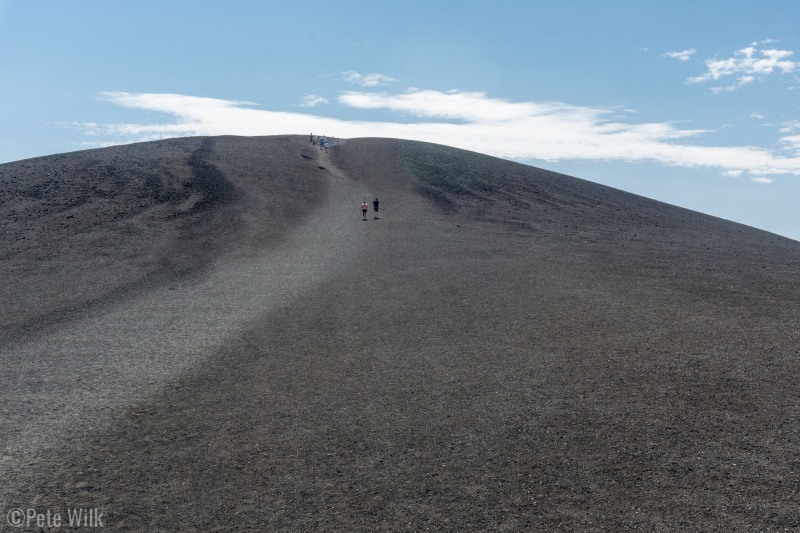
[0,148,373,502]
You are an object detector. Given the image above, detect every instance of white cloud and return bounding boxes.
[56,121,100,134]
[79,140,125,149]
[752,177,775,184]
[665,49,697,61]
[780,134,800,154]
[750,112,765,120]
[779,120,800,133]
[710,75,755,94]
[688,45,797,92]
[342,71,397,87]
[79,89,800,181]
[338,89,550,122]
[300,95,329,107]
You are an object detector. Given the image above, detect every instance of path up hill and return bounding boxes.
[2,135,800,530]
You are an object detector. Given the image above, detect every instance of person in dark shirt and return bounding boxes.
[372,198,380,219]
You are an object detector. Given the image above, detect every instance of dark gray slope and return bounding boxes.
[0,136,328,342]
[2,136,800,531]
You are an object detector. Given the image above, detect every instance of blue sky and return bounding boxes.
[2,1,800,239]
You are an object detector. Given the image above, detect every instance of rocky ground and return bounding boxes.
[2,136,800,531]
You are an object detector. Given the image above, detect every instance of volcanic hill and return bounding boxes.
[2,135,799,531]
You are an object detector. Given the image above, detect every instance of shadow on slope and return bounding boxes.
[0,135,327,341]
[334,137,800,307]
[336,138,796,243]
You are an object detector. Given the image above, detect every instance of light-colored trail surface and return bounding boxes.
[0,150,372,502]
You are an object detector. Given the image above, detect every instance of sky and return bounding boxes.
[1,1,799,240]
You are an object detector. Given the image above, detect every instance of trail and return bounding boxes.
[0,148,371,501]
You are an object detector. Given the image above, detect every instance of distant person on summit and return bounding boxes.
[373,198,380,219]
[361,201,369,221]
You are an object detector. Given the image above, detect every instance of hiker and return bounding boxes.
[373,198,380,218]
[361,201,369,221]
[310,133,313,143]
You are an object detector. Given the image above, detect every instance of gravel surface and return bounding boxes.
[2,136,800,531]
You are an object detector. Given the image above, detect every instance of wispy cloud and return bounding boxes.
[338,89,549,122]
[780,135,800,155]
[688,45,797,92]
[342,71,397,87]
[779,120,800,133]
[75,89,800,181]
[752,177,775,184]
[665,49,697,61]
[300,94,329,107]
[57,121,100,134]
